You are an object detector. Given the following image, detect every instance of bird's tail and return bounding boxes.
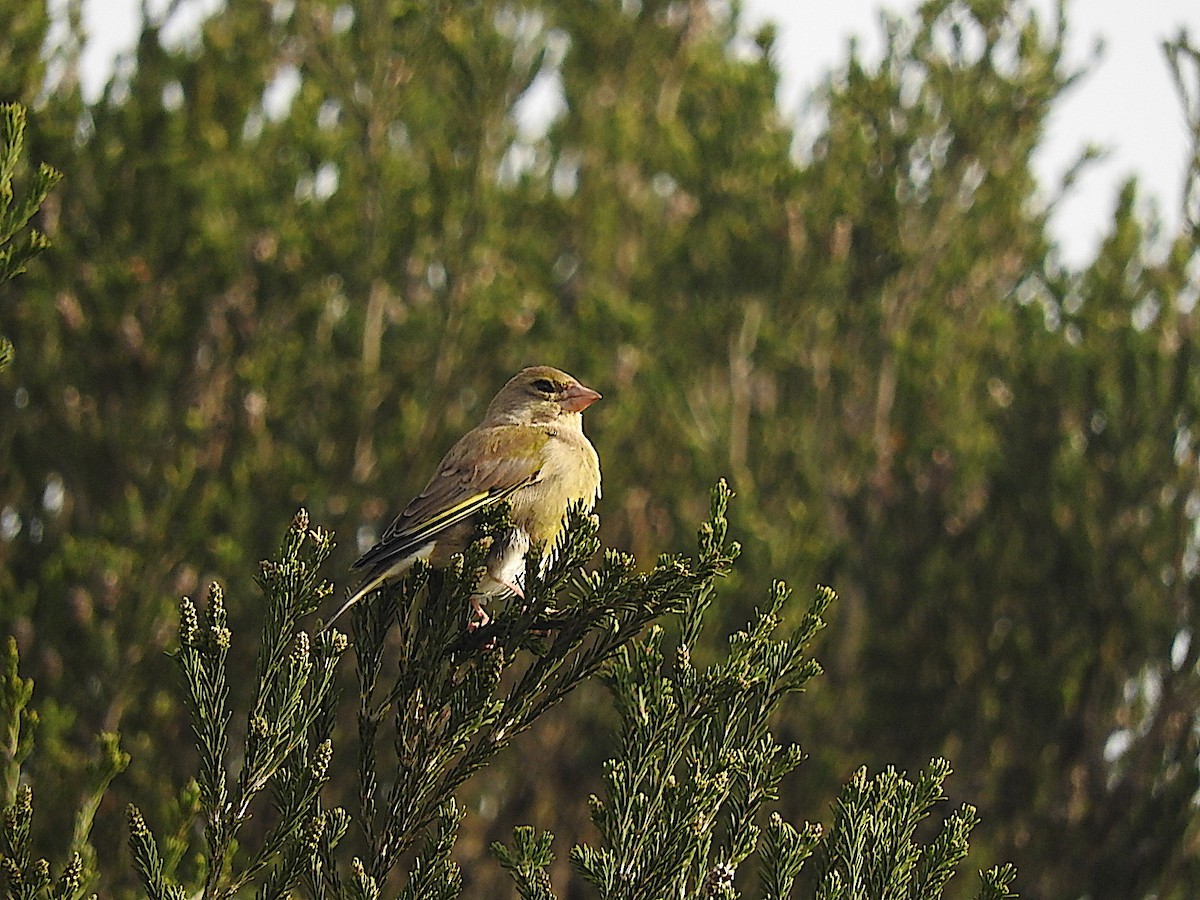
[319,572,388,633]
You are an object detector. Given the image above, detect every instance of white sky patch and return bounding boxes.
[263,64,302,122]
[513,69,566,142]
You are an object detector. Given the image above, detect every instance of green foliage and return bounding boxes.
[493,826,556,900]
[126,805,183,900]
[128,511,346,899]
[809,762,1016,900]
[758,813,823,899]
[564,605,812,893]
[493,488,1009,899]
[346,484,742,889]
[974,864,1018,900]
[1,641,126,900]
[0,791,86,900]
[0,103,60,286]
[568,578,826,895]
[10,486,1017,896]
[814,759,967,897]
[0,102,61,371]
[1,639,36,807]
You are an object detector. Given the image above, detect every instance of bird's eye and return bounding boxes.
[531,378,557,393]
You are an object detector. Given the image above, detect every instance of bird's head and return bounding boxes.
[485,366,602,426]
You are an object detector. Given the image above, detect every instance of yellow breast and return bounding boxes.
[510,426,601,547]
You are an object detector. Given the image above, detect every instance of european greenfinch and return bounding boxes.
[325,366,602,629]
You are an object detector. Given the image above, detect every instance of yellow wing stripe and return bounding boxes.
[357,477,534,570]
[382,492,489,552]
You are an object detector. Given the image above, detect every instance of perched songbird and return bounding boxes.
[324,366,602,630]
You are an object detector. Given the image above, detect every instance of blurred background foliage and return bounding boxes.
[1,0,1199,895]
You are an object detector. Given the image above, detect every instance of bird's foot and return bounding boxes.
[467,598,491,632]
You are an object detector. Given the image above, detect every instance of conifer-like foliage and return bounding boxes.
[0,102,61,370]
[344,492,738,890]
[1,640,126,898]
[493,488,1018,899]
[5,486,1017,897]
[127,510,347,899]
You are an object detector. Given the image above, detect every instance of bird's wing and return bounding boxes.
[352,431,544,573]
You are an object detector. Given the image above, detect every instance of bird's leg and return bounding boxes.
[501,579,525,600]
[467,597,491,632]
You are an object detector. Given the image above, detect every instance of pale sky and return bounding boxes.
[78,0,1200,268]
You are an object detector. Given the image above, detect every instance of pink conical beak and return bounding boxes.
[559,382,602,413]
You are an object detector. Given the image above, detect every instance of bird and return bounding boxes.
[324,366,602,631]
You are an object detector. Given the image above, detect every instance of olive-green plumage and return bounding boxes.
[323,366,602,629]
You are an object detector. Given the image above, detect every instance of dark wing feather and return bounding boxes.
[352,430,543,572]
